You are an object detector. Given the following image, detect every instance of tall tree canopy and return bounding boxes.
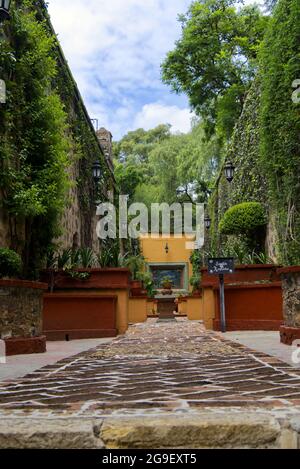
[114,123,221,207]
[161,0,268,140]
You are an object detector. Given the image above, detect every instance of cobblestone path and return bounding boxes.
[1,319,300,418]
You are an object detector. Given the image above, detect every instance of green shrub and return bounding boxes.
[219,202,266,236]
[0,248,22,278]
[190,273,202,292]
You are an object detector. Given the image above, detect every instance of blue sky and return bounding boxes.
[47,0,261,141]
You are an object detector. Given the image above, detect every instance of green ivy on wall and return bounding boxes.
[0,0,72,277]
[259,0,300,265]
[207,78,267,257]
[0,0,112,278]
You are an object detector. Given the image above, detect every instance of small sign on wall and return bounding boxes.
[208,258,235,333]
[208,258,235,275]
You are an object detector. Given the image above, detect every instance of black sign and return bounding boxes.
[208,258,235,275]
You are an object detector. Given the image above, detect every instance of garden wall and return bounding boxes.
[0,280,47,355]
[43,294,117,340]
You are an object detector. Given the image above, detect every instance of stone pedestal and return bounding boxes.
[278,267,300,345]
[157,297,175,321]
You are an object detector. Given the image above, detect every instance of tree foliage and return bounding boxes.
[161,0,268,139]
[114,122,222,208]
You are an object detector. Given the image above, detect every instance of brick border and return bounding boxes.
[280,325,300,345]
[4,336,46,356]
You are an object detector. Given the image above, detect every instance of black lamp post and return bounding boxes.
[92,160,102,185]
[0,0,11,22]
[204,216,211,230]
[224,161,235,183]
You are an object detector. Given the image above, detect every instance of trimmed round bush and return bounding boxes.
[0,248,22,279]
[219,202,266,236]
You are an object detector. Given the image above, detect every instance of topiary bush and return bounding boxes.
[0,248,22,279]
[219,202,266,236]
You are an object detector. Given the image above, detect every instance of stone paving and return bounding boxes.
[0,319,300,418]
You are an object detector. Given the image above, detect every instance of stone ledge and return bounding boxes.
[0,418,104,449]
[0,411,299,449]
[100,413,281,449]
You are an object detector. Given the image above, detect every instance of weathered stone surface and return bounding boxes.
[290,416,300,433]
[0,320,300,449]
[0,418,104,449]
[0,284,44,339]
[277,428,298,449]
[100,414,280,449]
[281,271,300,328]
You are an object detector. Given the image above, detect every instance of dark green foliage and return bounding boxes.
[0,1,70,277]
[0,248,22,278]
[259,0,300,264]
[161,0,268,139]
[219,202,266,236]
[97,242,122,268]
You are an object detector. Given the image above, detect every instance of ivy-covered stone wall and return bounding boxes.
[0,0,115,277]
[208,79,272,258]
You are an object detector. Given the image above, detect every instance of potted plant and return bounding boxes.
[124,254,146,289]
[160,276,173,295]
[41,246,131,291]
[190,273,202,296]
[136,271,157,298]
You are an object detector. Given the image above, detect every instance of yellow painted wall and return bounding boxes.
[201,287,215,330]
[140,234,195,292]
[186,297,203,321]
[147,299,158,316]
[129,298,148,324]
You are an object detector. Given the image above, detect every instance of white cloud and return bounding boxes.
[134,103,194,134]
[47,1,261,140]
[47,0,191,139]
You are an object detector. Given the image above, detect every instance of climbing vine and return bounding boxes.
[0,0,73,277]
[259,0,300,265]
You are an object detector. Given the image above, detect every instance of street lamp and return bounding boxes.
[204,216,211,230]
[224,161,235,183]
[92,160,102,184]
[0,0,11,22]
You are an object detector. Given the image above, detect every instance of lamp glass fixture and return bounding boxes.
[92,161,102,183]
[204,216,211,230]
[0,0,11,21]
[224,161,235,183]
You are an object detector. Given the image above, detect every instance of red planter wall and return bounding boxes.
[201,264,280,286]
[213,283,283,331]
[43,294,118,340]
[40,268,131,290]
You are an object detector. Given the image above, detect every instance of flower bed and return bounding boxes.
[40,268,131,290]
